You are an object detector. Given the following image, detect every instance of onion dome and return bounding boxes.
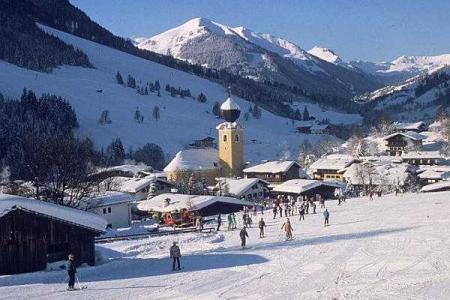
[220,96,241,122]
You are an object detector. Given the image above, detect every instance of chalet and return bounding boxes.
[401,151,442,165]
[310,124,329,134]
[309,155,356,181]
[216,178,270,201]
[0,194,106,275]
[118,175,174,200]
[295,121,329,134]
[383,131,425,156]
[272,179,343,200]
[137,193,256,216]
[393,121,427,133]
[164,148,220,185]
[85,192,134,228]
[421,181,450,193]
[243,160,304,183]
[418,170,445,184]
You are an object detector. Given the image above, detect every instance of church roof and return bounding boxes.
[220,97,240,111]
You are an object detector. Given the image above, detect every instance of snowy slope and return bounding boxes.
[2,191,450,299]
[135,18,380,97]
[0,24,361,164]
[308,46,344,66]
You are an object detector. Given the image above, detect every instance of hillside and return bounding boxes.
[0,24,362,164]
[136,18,381,98]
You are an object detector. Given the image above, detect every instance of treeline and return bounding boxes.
[0,89,165,203]
[0,0,92,72]
[415,71,450,98]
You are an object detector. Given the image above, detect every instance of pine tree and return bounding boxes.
[294,108,302,120]
[303,106,310,121]
[153,105,160,121]
[106,138,125,166]
[155,80,161,92]
[134,107,144,123]
[252,105,262,119]
[116,72,124,85]
[127,75,136,88]
[98,110,111,124]
[147,180,158,199]
[197,92,207,103]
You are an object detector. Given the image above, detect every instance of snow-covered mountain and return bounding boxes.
[354,65,450,121]
[136,18,380,98]
[350,54,450,84]
[0,24,362,164]
[308,46,345,66]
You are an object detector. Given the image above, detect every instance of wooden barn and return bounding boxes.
[0,194,106,275]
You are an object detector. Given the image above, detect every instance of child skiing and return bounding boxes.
[323,209,330,226]
[170,241,181,271]
[258,217,266,238]
[66,254,76,291]
[240,227,249,248]
[281,218,294,240]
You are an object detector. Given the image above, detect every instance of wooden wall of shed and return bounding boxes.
[0,210,97,275]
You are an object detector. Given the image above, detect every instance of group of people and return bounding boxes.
[271,195,320,221]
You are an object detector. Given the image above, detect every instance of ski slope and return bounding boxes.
[2,191,450,299]
[0,25,361,164]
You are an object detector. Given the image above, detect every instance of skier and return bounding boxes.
[312,201,317,214]
[170,241,181,271]
[369,191,374,201]
[240,227,249,248]
[281,218,294,240]
[279,204,283,218]
[272,204,277,219]
[66,254,76,290]
[227,214,233,230]
[217,214,222,231]
[243,213,248,227]
[258,217,266,238]
[253,206,257,216]
[323,209,330,226]
[299,205,305,221]
[232,213,237,229]
[284,203,288,217]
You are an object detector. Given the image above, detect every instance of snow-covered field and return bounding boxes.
[0,25,361,164]
[2,191,450,299]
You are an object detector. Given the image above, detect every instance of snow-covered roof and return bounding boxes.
[309,155,355,171]
[272,179,343,195]
[310,124,329,131]
[84,192,135,209]
[401,151,442,160]
[96,164,154,176]
[418,170,445,180]
[421,181,450,192]
[243,160,300,174]
[216,178,269,197]
[164,148,218,172]
[0,194,107,232]
[383,131,426,141]
[137,193,255,213]
[393,121,426,131]
[220,97,240,111]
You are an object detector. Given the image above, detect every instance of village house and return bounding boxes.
[0,194,106,275]
[272,179,343,201]
[85,192,134,229]
[401,151,442,165]
[243,160,305,184]
[118,175,174,200]
[417,166,450,185]
[392,121,427,133]
[216,177,270,201]
[189,136,215,148]
[310,124,329,135]
[383,131,425,156]
[309,154,356,181]
[295,121,329,134]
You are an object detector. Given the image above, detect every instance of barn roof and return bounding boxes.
[420,181,450,192]
[309,155,355,171]
[243,160,300,174]
[401,151,442,160]
[393,121,426,131]
[383,131,425,141]
[137,193,255,213]
[83,191,135,209]
[0,194,107,232]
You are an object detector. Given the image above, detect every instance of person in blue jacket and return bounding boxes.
[323,209,330,226]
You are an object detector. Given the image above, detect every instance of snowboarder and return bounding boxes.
[170,241,181,271]
[258,218,266,238]
[281,218,294,240]
[323,209,330,226]
[227,214,233,230]
[240,227,249,248]
[66,254,76,290]
[299,206,305,221]
[217,214,222,231]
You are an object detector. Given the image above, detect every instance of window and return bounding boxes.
[103,208,107,214]
[234,134,239,142]
[223,135,227,142]
[247,194,252,199]
[258,192,262,196]
[108,207,112,213]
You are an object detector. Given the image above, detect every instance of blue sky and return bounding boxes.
[71,0,450,62]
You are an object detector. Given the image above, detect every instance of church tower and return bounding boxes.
[217,93,244,178]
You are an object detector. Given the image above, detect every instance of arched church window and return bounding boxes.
[223,135,227,142]
[234,134,239,142]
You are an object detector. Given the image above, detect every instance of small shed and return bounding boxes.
[0,194,106,275]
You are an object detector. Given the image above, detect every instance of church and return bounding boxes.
[164,93,245,185]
